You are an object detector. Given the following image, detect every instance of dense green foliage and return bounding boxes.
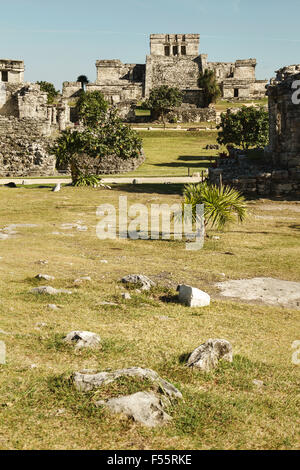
[217,106,269,150]
[144,85,183,125]
[50,109,143,184]
[36,81,59,104]
[198,69,221,107]
[76,90,109,127]
[73,174,102,187]
[183,182,247,230]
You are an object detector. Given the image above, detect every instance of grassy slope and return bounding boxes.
[0,185,299,450]
[114,130,219,178]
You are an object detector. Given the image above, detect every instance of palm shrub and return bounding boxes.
[198,70,221,107]
[182,182,247,234]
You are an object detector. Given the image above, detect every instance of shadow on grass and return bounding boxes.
[178,352,191,364]
[159,294,180,304]
[154,155,214,170]
[112,183,185,195]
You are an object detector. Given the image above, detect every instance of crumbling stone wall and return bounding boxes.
[209,147,300,197]
[145,56,201,96]
[0,83,20,116]
[208,59,267,99]
[0,117,55,176]
[0,59,24,84]
[267,65,300,173]
[169,106,216,123]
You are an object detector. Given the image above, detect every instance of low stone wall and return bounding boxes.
[208,149,300,197]
[0,117,55,177]
[73,150,146,175]
[168,106,216,123]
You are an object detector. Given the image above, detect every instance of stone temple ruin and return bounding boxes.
[209,65,300,197]
[0,59,69,176]
[2,39,299,186]
[63,34,267,122]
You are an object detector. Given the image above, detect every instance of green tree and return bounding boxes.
[77,75,89,90]
[76,90,109,127]
[36,81,59,104]
[217,106,269,150]
[50,109,142,185]
[198,69,221,107]
[144,85,183,128]
[182,182,247,235]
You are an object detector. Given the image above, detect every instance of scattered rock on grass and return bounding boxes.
[73,276,92,285]
[178,285,210,307]
[35,274,55,281]
[187,339,233,371]
[73,367,182,427]
[73,367,182,399]
[64,331,101,349]
[121,274,155,291]
[96,391,172,427]
[31,286,72,295]
[47,304,59,310]
[100,301,118,306]
[253,379,264,388]
[35,322,48,329]
[121,292,131,300]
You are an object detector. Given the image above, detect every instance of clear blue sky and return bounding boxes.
[1,0,300,90]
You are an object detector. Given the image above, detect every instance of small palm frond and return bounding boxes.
[183,182,247,230]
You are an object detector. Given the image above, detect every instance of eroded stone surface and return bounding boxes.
[35,274,55,281]
[64,331,101,349]
[121,274,155,291]
[73,367,182,399]
[187,339,233,371]
[178,284,210,307]
[96,391,172,427]
[216,277,300,309]
[31,286,72,295]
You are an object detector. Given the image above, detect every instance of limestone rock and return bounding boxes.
[47,304,59,310]
[121,274,155,291]
[35,274,55,281]
[253,379,264,388]
[52,183,61,192]
[121,292,131,300]
[30,286,72,295]
[64,331,101,349]
[73,367,182,399]
[187,339,233,371]
[178,284,210,307]
[96,391,172,427]
[74,276,91,285]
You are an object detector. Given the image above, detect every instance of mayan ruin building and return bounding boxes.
[268,65,300,173]
[63,33,267,118]
[209,65,300,197]
[0,59,70,177]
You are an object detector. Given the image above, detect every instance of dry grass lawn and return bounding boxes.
[0,184,299,450]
